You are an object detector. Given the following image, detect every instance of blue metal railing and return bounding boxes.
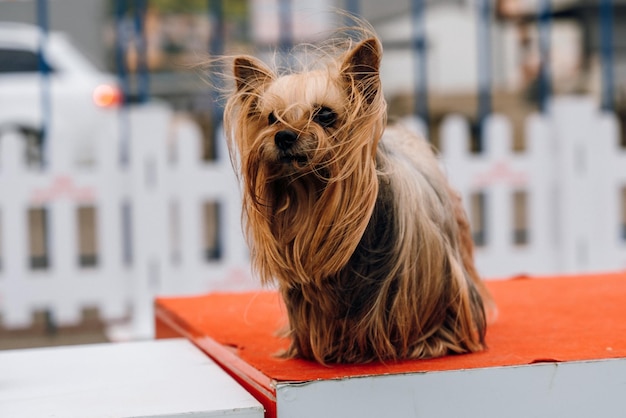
[208,0,225,152]
[114,0,131,167]
[537,0,552,113]
[476,0,492,147]
[112,0,151,166]
[133,0,150,104]
[346,0,360,17]
[114,0,150,106]
[278,0,293,69]
[36,0,51,168]
[600,0,615,112]
[30,0,620,143]
[411,0,429,134]
[208,0,225,57]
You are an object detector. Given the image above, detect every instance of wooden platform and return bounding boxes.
[155,272,626,418]
[0,339,263,417]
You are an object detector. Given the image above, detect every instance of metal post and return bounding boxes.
[133,0,150,104]
[36,0,50,168]
[208,0,225,150]
[411,0,429,135]
[278,0,293,68]
[600,0,615,112]
[115,0,131,166]
[537,0,552,113]
[115,0,130,105]
[209,0,224,57]
[346,0,360,17]
[476,0,492,150]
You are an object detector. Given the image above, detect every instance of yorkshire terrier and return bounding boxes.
[223,28,493,364]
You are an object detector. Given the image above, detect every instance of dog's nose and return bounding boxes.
[274,130,298,151]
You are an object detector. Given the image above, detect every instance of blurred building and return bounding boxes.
[0,0,109,69]
[2,0,622,106]
[496,0,626,146]
[496,0,626,103]
[1,0,623,149]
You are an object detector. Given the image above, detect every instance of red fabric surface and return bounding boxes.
[155,272,626,383]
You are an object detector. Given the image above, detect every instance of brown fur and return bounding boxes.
[223,29,494,364]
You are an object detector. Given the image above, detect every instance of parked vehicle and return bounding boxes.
[0,22,121,167]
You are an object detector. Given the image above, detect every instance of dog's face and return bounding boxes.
[229,38,385,180]
[224,38,388,284]
[241,69,345,175]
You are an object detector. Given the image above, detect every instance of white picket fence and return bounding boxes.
[0,97,625,334]
[440,97,626,278]
[0,103,252,336]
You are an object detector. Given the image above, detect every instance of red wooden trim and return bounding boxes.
[155,302,278,417]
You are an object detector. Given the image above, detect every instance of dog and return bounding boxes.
[223,28,493,364]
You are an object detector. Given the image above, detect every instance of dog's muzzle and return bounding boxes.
[274,130,308,166]
[275,130,298,151]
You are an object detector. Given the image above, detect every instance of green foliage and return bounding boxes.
[108,0,248,16]
[150,0,208,13]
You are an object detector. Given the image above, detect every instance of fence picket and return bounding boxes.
[1,98,625,334]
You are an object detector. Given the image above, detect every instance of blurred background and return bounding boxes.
[0,0,625,350]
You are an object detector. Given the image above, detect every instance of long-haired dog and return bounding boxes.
[223,28,493,364]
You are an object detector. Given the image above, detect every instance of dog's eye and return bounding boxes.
[313,107,337,128]
[268,112,278,125]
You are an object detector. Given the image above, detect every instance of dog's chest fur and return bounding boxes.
[286,150,398,318]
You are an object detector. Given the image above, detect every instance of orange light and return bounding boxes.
[93,84,122,108]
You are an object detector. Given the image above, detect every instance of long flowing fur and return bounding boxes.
[223,27,493,364]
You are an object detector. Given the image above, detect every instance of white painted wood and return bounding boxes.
[1,97,625,334]
[0,339,263,418]
[0,103,257,337]
[276,358,626,418]
[436,96,626,278]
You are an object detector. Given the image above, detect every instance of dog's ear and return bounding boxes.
[233,56,274,93]
[340,38,382,102]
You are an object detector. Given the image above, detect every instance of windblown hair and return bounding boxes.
[223,26,493,364]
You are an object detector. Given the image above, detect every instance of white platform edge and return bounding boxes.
[276,357,626,418]
[0,339,264,418]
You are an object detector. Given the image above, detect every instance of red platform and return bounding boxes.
[155,272,626,417]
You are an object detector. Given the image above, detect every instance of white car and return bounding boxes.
[0,22,121,167]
